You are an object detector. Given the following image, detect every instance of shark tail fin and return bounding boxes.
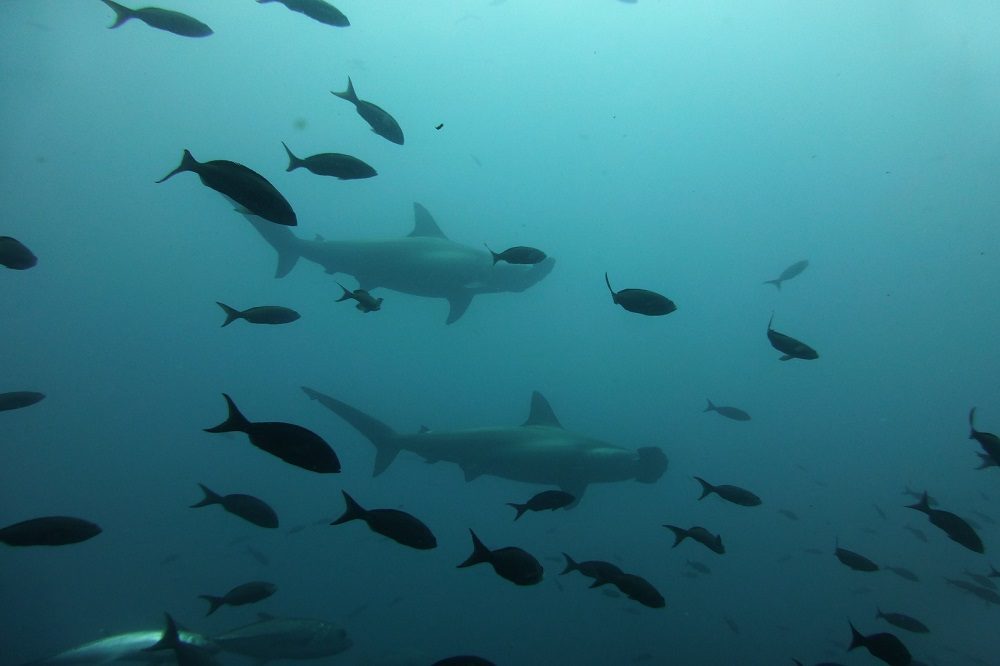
[190,483,223,508]
[332,490,366,525]
[663,525,688,547]
[457,529,491,568]
[693,476,714,500]
[203,393,251,434]
[560,552,578,575]
[301,387,400,476]
[216,302,242,327]
[101,0,134,29]
[240,212,301,278]
[199,595,225,616]
[507,503,528,521]
[335,283,353,302]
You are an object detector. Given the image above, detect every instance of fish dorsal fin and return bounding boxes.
[409,202,448,239]
[523,391,563,428]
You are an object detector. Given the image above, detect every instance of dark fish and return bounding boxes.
[335,283,382,313]
[507,490,575,520]
[903,526,927,543]
[216,302,300,327]
[331,77,403,145]
[331,490,436,550]
[432,658,495,666]
[190,483,279,528]
[763,259,809,290]
[604,273,676,316]
[560,553,623,582]
[834,542,879,572]
[975,452,997,469]
[873,504,887,520]
[663,525,725,554]
[693,476,761,506]
[99,0,212,37]
[778,508,799,521]
[968,407,1000,467]
[0,236,37,269]
[723,615,740,635]
[962,568,996,590]
[200,581,276,615]
[945,578,1000,605]
[0,391,45,412]
[203,393,341,473]
[906,492,984,553]
[457,529,542,586]
[435,123,445,130]
[847,621,912,666]
[601,572,665,608]
[686,560,711,575]
[258,0,349,28]
[876,608,929,634]
[902,485,938,506]
[0,516,101,546]
[157,149,297,226]
[883,566,919,582]
[143,613,215,666]
[990,564,1000,578]
[281,142,376,180]
[767,313,818,360]
[485,245,547,266]
[703,398,750,421]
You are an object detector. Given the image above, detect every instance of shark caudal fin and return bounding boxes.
[240,211,301,278]
[301,387,400,476]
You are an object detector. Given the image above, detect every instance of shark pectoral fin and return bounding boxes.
[445,292,474,325]
[461,465,483,482]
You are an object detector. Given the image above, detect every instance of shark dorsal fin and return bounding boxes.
[523,391,563,428]
[409,203,448,239]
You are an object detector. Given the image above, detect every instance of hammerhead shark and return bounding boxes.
[301,386,669,501]
[241,203,555,324]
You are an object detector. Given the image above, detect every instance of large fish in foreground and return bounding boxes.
[301,387,668,500]
[25,622,218,664]
[241,203,555,324]
[212,612,353,662]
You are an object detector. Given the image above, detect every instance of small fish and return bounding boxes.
[703,398,750,421]
[0,236,37,269]
[685,560,711,575]
[906,492,983,553]
[763,259,808,290]
[946,578,1000,605]
[767,313,818,360]
[903,525,927,542]
[435,123,445,130]
[663,525,724,554]
[336,283,382,313]
[883,566,919,582]
[157,149,297,226]
[457,529,542,586]
[876,608,929,634]
[692,476,761,506]
[873,504,887,520]
[203,393,341,473]
[199,581,276,615]
[331,77,403,144]
[190,483,279,528]
[432,657,495,666]
[0,391,45,412]
[331,490,436,550]
[834,541,879,572]
[258,0,349,28]
[968,407,1000,467]
[281,142,376,180]
[99,0,212,37]
[485,245,547,266]
[778,508,800,521]
[962,568,997,590]
[604,273,676,316]
[600,572,665,609]
[847,621,911,666]
[216,302,300,327]
[560,553,623,582]
[245,545,270,566]
[0,516,101,546]
[990,564,1000,578]
[507,490,575,520]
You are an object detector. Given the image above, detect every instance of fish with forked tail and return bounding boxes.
[281,142,375,179]
[99,0,212,37]
[605,273,676,316]
[507,490,575,520]
[767,313,818,360]
[332,77,403,144]
[336,283,382,313]
[906,491,984,553]
[457,529,542,586]
[692,477,761,506]
[703,399,750,421]
[258,0,349,28]
[763,259,808,290]
[190,483,279,528]
[663,525,724,554]
[216,302,300,327]
[331,490,436,550]
[200,581,276,616]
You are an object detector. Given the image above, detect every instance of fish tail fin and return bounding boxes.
[281,142,302,172]
[847,621,865,651]
[663,525,688,547]
[693,476,714,500]
[331,76,358,103]
[239,211,301,278]
[457,529,491,568]
[875,606,883,620]
[203,393,251,434]
[507,503,528,521]
[156,149,198,183]
[560,552,578,575]
[704,399,715,413]
[604,272,616,300]
[335,283,353,302]
[763,278,781,290]
[301,386,400,476]
[216,302,242,327]
[101,0,133,29]
[484,244,500,265]
[190,483,223,508]
[906,492,931,514]
[143,613,180,652]
[331,490,366,525]
[199,595,225,616]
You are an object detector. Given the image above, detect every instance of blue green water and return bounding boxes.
[2,1,999,664]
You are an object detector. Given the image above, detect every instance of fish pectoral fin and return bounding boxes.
[445,292,474,325]
[461,465,483,482]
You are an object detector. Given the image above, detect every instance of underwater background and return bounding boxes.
[2,1,1000,664]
